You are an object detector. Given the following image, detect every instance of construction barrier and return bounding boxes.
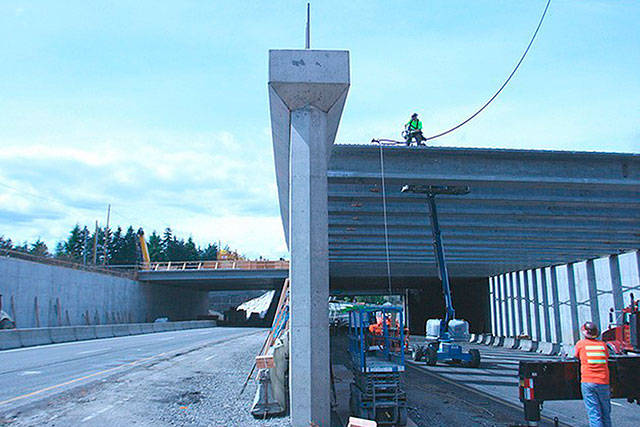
[0,330,22,350]
[536,341,560,356]
[560,344,575,357]
[74,326,98,341]
[128,323,143,335]
[469,333,477,343]
[481,334,494,345]
[502,337,520,349]
[518,339,538,352]
[0,321,216,351]
[50,326,79,343]
[18,328,53,347]
[112,324,131,337]
[95,325,115,339]
[491,336,505,347]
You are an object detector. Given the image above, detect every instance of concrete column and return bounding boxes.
[515,272,525,336]
[522,271,533,338]
[609,255,625,326]
[508,273,517,336]
[539,268,552,342]
[269,49,349,427]
[495,275,504,336]
[529,270,542,341]
[501,274,510,336]
[550,266,563,343]
[489,278,496,335]
[585,259,601,332]
[566,263,580,343]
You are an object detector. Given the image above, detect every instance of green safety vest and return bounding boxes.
[406,119,422,131]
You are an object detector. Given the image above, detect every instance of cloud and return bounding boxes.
[0,128,287,258]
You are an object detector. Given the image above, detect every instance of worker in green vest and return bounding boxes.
[403,113,426,146]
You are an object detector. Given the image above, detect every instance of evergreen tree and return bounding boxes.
[29,239,49,257]
[199,243,218,260]
[147,231,164,262]
[0,236,13,250]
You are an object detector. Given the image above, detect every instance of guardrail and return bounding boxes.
[146,260,290,272]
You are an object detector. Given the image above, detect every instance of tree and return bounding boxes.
[29,239,49,257]
[147,231,164,262]
[199,243,217,260]
[0,236,13,250]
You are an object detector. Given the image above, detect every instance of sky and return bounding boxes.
[0,0,638,259]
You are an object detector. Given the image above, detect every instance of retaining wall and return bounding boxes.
[0,256,210,328]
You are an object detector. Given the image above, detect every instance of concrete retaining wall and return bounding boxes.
[0,256,210,328]
[0,320,216,350]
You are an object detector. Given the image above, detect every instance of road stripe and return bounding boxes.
[81,404,114,422]
[78,348,109,355]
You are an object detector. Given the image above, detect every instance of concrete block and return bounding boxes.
[139,323,154,334]
[560,344,575,357]
[18,328,52,347]
[49,326,78,344]
[502,337,520,349]
[74,326,97,341]
[469,333,477,343]
[518,339,538,352]
[536,342,560,355]
[491,336,505,347]
[112,324,131,337]
[95,325,114,338]
[0,330,22,350]
[128,323,143,335]
[482,334,495,345]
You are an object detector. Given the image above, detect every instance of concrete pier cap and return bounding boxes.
[268,49,349,427]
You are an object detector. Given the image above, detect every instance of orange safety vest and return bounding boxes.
[574,338,610,384]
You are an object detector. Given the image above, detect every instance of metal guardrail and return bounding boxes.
[146,260,290,272]
[0,248,135,279]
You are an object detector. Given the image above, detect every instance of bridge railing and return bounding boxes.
[145,260,290,272]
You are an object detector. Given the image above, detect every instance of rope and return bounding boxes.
[423,0,552,142]
[378,142,393,295]
[371,0,552,146]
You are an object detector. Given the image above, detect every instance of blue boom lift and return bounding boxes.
[401,184,481,368]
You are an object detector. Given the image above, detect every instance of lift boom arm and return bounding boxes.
[401,184,469,340]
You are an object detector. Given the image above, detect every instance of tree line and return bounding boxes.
[0,225,230,266]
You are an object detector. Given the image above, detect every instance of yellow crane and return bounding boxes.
[136,228,151,269]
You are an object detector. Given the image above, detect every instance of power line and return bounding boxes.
[423,0,552,142]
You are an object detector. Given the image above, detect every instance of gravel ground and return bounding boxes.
[4,329,291,427]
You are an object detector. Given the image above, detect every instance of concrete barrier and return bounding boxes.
[491,336,504,346]
[18,328,53,347]
[536,342,560,356]
[1,321,217,351]
[0,330,22,350]
[480,334,492,345]
[95,325,114,339]
[152,322,170,333]
[49,326,78,344]
[74,326,97,341]
[139,323,154,334]
[560,344,575,357]
[502,337,520,349]
[469,333,477,343]
[128,323,143,335]
[112,324,131,337]
[518,339,538,352]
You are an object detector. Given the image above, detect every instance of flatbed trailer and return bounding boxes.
[519,355,640,425]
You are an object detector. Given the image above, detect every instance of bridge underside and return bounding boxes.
[327,144,639,279]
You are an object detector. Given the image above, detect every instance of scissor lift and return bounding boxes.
[348,305,407,426]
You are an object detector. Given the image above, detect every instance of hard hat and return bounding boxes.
[411,113,418,118]
[581,321,599,339]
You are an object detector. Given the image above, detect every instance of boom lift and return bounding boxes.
[401,185,480,368]
[603,293,640,354]
[136,228,151,269]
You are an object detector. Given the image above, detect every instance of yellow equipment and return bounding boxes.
[136,228,151,269]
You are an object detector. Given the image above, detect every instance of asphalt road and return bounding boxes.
[0,327,264,417]
[408,339,640,427]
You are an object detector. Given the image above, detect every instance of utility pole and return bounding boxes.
[82,227,88,265]
[92,221,99,265]
[102,204,111,265]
